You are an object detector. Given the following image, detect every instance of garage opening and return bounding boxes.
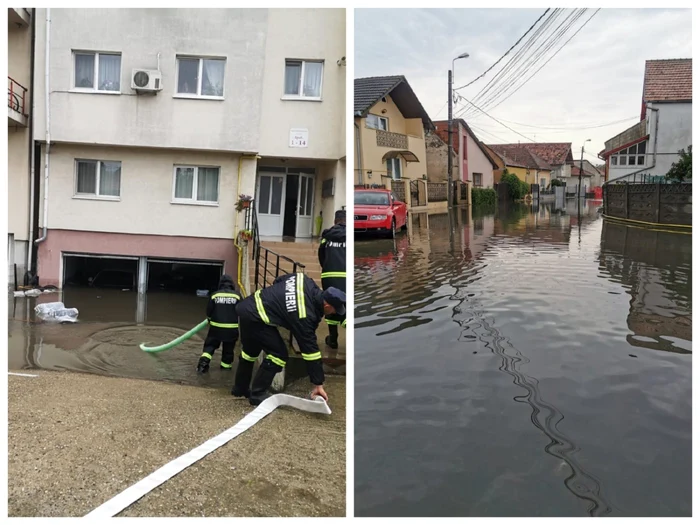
[63,254,138,290]
[147,259,222,295]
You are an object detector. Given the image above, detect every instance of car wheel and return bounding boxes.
[401,213,408,231]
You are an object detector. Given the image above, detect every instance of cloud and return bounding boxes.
[355,8,692,159]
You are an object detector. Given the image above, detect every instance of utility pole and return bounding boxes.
[578,139,591,199]
[447,53,468,210]
[578,145,584,199]
[447,69,453,209]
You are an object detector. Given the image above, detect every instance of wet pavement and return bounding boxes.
[354,200,691,517]
[9,287,346,389]
[8,370,346,517]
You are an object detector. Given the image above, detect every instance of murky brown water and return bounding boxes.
[355,200,691,517]
[8,288,236,388]
[9,286,343,387]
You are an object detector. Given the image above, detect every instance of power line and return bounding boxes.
[463,9,563,113]
[482,8,601,115]
[473,9,587,116]
[462,9,586,119]
[459,96,536,143]
[453,8,551,91]
[472,115,638,131]
[469,124,511,143]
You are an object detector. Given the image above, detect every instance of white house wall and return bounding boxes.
[652,102,692,176]
[38,143,252,239]
[466,138,494,188]
[32,8,267,153]
[258,8,345,160]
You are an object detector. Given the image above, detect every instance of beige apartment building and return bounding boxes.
[8,8,33,287]
[11,8,345,292]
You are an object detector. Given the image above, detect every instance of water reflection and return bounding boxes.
[354,201,691,517]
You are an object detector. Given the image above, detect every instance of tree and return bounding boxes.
[501,172,529,200]
[666,146,692,182]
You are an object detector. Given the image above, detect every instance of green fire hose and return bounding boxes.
[139,319,209,353]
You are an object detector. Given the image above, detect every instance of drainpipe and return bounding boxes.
[26,9,37,275]
[35,8,50,246]
[234,153,260,297]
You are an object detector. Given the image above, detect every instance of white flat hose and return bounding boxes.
[85,394,331,517]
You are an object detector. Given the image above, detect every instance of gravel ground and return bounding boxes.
[8,370,346,517]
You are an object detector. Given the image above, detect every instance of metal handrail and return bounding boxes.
[244,201,306,290]
[8,76,28,116]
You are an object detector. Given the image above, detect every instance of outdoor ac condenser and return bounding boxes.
[131,69,163,93]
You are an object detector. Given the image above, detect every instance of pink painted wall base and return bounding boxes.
[36,229,237,287]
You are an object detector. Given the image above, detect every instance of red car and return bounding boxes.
[354,188,408,238]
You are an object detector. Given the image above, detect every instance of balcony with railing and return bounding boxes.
[8,76,29,127]
[8,8,31,29]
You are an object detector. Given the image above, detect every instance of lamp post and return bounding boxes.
[578,139,591,198]
[448,52,469,209]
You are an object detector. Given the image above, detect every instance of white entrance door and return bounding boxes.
[256,172,286,237]
[295,172,314,238]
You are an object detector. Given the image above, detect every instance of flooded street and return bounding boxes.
[9,289,236,389]
[354,201,691,517]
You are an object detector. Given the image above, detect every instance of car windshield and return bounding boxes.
[355,192,389,206]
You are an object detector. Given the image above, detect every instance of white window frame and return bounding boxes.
[282,59,324,101]
[366,114,389,131]
[73,159,122,201]
[171,165,221,206]
[611,141,647,168]
[387,157,402,180]
[473,173,483,187]
[174,56,226,100]
[71,51,122,94]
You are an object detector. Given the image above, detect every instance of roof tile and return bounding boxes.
[643,59,692,102]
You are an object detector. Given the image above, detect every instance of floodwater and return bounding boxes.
[8,289,237,388]
[354,200,692,517]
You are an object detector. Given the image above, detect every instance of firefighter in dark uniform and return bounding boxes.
[231,272,346,406]
[318,209,347,349]
[196,274,240,374]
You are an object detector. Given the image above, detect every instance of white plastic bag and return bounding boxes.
[34,302,79,323]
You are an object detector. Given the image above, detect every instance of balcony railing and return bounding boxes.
[376,130,408,149]
[8,76,28,117]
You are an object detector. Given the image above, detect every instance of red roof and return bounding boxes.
[487,142,573,167]
[643,59,692,102]
[486,144,551,170]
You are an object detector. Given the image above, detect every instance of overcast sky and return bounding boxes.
[355,8,692,164]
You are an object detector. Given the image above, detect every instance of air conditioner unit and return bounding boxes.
[131,69,162,92]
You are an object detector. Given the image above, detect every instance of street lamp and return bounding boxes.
[448,52,469,208]
[578,139,591,199]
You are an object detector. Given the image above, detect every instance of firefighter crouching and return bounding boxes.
[231,272,346,406]
[318,209,346,349]
[196,274,240,374]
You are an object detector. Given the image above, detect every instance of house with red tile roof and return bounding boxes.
[483,143,573,190]
[599,59,692,182]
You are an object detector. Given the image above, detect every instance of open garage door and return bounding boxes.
[63,253,138,290]
[146,258,223,295]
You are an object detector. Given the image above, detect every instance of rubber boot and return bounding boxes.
[326,324,339,350]
[249,367,277,406]
[231,359,253,398]
[196,357,210,374]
